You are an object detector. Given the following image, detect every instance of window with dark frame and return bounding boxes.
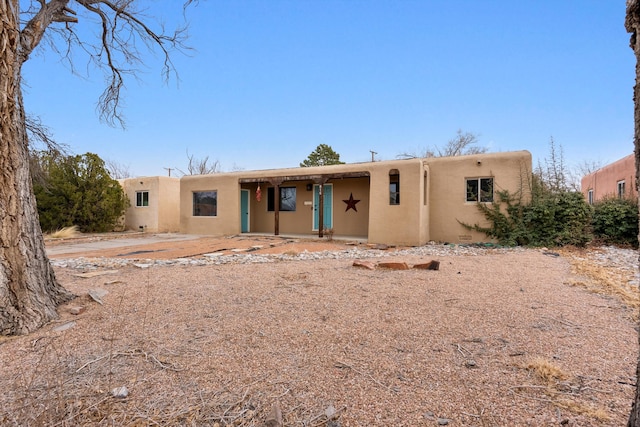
[466,177,494,202]
[618,180,626,198]
[193,191,217,216]
[389,170,400,205]
[136,191,149,207]
[588,189,594,205]
[267,187,297,211]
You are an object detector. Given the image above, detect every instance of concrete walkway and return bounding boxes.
[46,232,368,258]
[45,233,204,256]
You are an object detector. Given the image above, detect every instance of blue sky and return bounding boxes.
[22,1,634,177]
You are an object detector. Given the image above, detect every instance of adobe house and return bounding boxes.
[581,154,636,204]
[119,176,181,233]
[177,150,532,246]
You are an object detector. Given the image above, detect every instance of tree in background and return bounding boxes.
[32,152,128,233]
[0,1,188,335]
[398,129,487,159]
[177,150,221,175]
[591,195,639,247]
[534,137,571,193]
[300,144,345,167]
[105,158,133,179]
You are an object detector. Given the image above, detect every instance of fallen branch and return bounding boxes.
[334,361,392,391]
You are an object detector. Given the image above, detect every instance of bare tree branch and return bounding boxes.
[105,158,132,179]
[176,150,221,176]
[25,114,69,154]
[20,0,192,127]
[397,129,487,159]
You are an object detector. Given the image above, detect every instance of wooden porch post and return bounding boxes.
[318,183,324,238]
[274,183,280,236]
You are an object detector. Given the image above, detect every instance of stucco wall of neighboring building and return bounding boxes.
[121,176,180,233]
[581,154,636,203]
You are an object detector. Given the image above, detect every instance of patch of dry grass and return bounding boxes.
[48,225,81,239]
[525,357,569,384]
[516,357,610,422]
[558,247,639,313]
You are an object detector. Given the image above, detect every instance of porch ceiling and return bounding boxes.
[238,171,370,184]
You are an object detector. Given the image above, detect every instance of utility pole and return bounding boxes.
[164,167,173,177]
[369,150,377,162]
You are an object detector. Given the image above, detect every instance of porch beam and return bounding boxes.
[238,171,369,184]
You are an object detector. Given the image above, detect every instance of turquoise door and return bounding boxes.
[313,184,333,231]
[240,190,249,232]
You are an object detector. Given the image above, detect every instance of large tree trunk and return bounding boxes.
[627,0,640,425]
[0,0,73,335]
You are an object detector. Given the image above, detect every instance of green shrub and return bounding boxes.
[465,190,592,247]
[33,152,129,233]
[591,196,638,247]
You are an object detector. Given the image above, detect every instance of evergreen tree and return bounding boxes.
[300,144,345,167]
[33,152,129,233]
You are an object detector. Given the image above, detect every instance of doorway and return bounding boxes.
[312,184,333,231]
[240,189,250,232]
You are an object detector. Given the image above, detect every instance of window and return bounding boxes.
[136,191,149,207]
[466,178,494,202]
[423,171,428,206]
[193,191,217,216]
[587,189,594,205]
[618,180,626,198]
[267,187,297,211]
[389,170,400,205]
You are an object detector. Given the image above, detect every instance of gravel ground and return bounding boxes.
[0,242,638,426]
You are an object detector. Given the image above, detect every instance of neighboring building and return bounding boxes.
[581,154,636,204]
[174,150,532,246]
[120,176,180,233]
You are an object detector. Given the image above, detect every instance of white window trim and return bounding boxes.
[465,177,494,203]
[136,190,149,207]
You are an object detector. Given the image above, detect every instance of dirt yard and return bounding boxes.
[0,235,637,426]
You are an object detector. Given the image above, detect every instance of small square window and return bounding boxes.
[267,187,297,211]
[466,178,494,202]
[193,191,217,216]
[136,191,149,207]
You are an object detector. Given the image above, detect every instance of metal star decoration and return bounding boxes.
[343,192,360,212]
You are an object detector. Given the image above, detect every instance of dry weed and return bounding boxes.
[558,247,639,313]
[48,225,81,239]
[525,357,569,384]
[517,357,610,421]
[555,399,611,422]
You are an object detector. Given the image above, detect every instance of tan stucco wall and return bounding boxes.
[331,177,369,236]
[366,159,428,245]
[249,181,311,235]
[581,154,636,202]
[121,176,180,233]
[181,173,241,236]
[176,151,531,246]
[180,161,425,243]
[240,178,370,236]
[425,151,532,243]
